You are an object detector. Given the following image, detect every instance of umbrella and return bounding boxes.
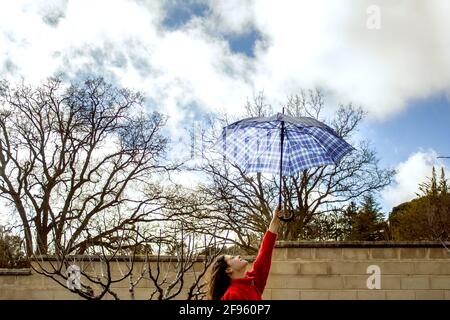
[215,109,355,221]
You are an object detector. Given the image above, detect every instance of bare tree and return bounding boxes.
[124,221,228,300]
[31,226,140,300]
[190,90,395,250]
[0,77,176,256]
[0,77,189,298]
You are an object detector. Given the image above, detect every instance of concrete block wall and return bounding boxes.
[263,242,450,300]
[0,260,206,300]
[1,242,449,299]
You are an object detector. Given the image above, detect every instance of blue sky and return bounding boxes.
[362,92,450,213]
[364,93,450,168]
[1,0,449,219]
[162,1,209,30]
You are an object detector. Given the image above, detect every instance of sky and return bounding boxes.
[1,0,449,220]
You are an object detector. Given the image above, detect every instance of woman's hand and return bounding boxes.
[273,203,284,220]
[269,203,283,234]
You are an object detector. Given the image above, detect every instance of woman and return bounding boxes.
[207,204,282,300]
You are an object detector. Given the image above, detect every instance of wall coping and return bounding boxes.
[275,241,450,248]
[0,268,32,275]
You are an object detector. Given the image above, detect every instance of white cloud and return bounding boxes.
[0,0,252,147]
[381,150,449,210]
[3,0,450,125]
[208,0,255,33]
[1,0,450,158]
[208,0,450,119]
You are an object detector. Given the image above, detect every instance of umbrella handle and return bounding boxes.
[278,181,295,222]
[278,203,295,222]
[279,213,294,222]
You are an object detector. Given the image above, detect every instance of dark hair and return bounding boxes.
[206,255,231,300]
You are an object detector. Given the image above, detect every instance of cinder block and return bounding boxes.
[271,289,300,300]
[328,262,367,275]
[138,279,159,290]
[107,262,129,276]
[300,290,329,300]
[270,261,300,275]
[342,249,370,260]
[13,275,38,288]
[401,277,430,289]
[104,289,124,300]
[382,276,402,289]
[192,262,209,273]
[357,290,386,300]
[400,248,428,259]
[385,290,415,300]
[415,290,445,300]
[179,273,198,285]
[287,248,313,260]
[42,276,65,289]
[315,248,342,260]
[429,248,450,259]
[300,262,328,275]
[445,290,450,300]
[285,277,314,289]
[273,248,287,261]
[371,248,399,259]
[0,288,35,300]
[29,289,57,300]
[110,279,131,289]
[266,276,314,289]
[262,289,272,300]
[14,289,48,300]
[379,262,414,275]
[343,275,369,289]
[314,276,344,289]
[266,276,284,289]
[414,262,450,275]
[329,290,357,300]
[0,276,18,286]
[285,277,315,289]
[56,289,84,300]
[135,277,158,289]
[147,262,173,274]
[430,276,450,289]
[127,288,152,300]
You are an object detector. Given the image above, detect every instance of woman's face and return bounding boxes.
[224,255,248,275]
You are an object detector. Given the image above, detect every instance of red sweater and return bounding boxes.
[221,230,277,300]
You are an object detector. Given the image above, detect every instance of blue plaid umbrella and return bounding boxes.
[215,111,354,220]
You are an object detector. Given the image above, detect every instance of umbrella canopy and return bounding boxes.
[215,112,355,222]
[216,112,354,176]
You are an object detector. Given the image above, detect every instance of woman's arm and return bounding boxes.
[268,204,282,234]
[247,205,283,293]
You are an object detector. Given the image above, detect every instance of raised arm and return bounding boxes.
[269,203,281,234]
[247,205,282,294]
